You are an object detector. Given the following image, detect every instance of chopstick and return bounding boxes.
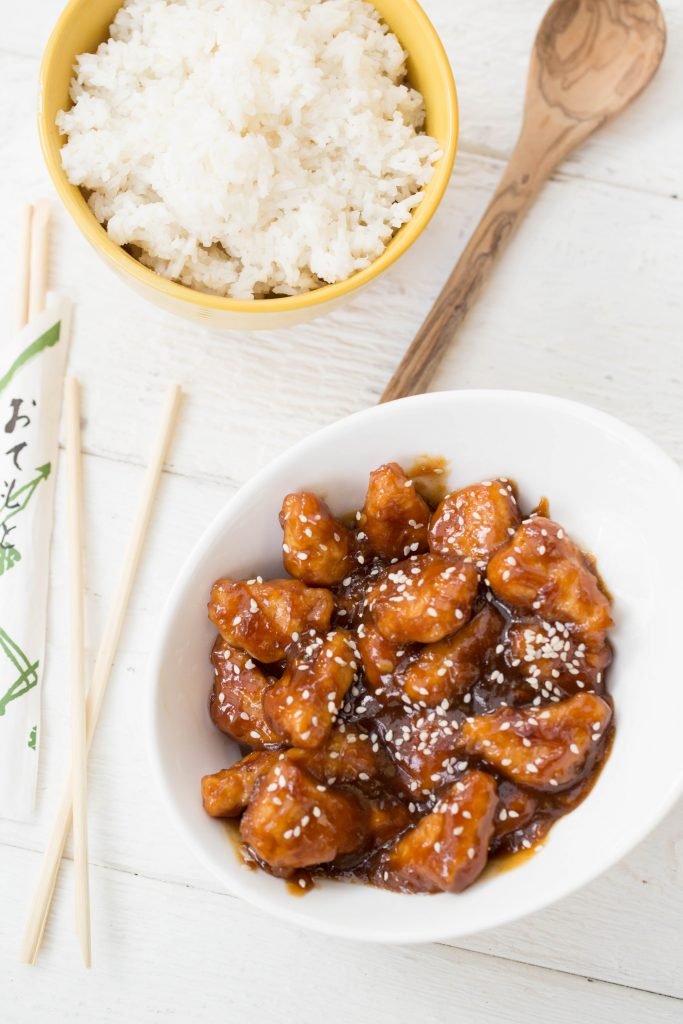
[19,383,182,965]
[16,203,33,332]
[28,200,51,322]
[64,378,91,968]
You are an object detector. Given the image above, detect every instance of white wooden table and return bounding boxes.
[2,1,682,1020]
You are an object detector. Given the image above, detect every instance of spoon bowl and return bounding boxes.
[529,0,667,157]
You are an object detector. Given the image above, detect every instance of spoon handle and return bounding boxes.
[380,140,551,403]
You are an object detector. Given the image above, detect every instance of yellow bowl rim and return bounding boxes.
[38,0,458,315]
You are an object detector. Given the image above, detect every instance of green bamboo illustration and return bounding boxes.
[0,547,21,575]
[2,463,51,529]
[0,464,51,575]
[0,320,61,395]
[0,628,39,716]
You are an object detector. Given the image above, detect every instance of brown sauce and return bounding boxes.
[405,454,450,506]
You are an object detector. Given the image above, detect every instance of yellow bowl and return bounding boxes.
[39,0,458,330]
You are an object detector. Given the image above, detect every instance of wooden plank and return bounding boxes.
[1,451,682,997]
[3,0,683,196]
[2,843,681,1023]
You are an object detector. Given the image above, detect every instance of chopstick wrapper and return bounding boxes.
[0,296,71,820]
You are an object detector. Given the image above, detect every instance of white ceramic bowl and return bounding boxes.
[149,390,683,943]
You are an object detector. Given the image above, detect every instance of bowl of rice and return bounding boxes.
[39,0,458,329]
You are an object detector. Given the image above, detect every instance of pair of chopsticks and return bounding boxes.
[17,200,91,964]
[15,203,182,965]
[20,382,181,966]
[17,200,51,330]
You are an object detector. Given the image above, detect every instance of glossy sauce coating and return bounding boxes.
[201,461,614,895]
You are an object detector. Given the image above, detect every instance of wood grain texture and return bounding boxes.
[1,0,682,1017]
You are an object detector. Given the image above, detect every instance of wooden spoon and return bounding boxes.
[381,0,666,402]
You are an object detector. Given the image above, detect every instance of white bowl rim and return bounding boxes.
[147,389,683,943]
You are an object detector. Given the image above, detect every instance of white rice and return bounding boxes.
[57,0,440,300]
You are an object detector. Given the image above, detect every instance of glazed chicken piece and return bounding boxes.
[202,721,398,818]
[263,629,358,748]
[356,621,406,704]
[240,760,369,873]
[429,480,520,568]
[403,606,505,707]
[333,561,386,629]
[360,462,431,560]
[367,797,412,847]
[459,692,613,790]
[506,619,611,694]
[209,638,282,747]
[381,706,463,796]
[280,491,356,585]
[491,780,538,840]
[378,771,498,893]
[487,517,612,640]
[297,721,398,792]
[367,553,479,645]
[201,751,280,817]
[208,577,334,662]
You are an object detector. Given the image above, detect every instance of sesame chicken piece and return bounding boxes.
[506,619,611,694]
[280,492,356,585]
[360,462,431,560]
[294,721,398,792]
[333,559,386,629]
[367,553,479,645]
[378,771,498,893]
[429,480,520,568]
[201,751,280,817]
[381,706,464,796]
[208,577,334,663]
[459,692,613,791]
[209,638,283,748]
[403,606,505,706]
[356,620,406,704]
[487,517,612,640]
[491,780,538,840]
[202,723,400,820]
[240,760,369,873]
[367,797,412,847]
[263,629,358,749]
